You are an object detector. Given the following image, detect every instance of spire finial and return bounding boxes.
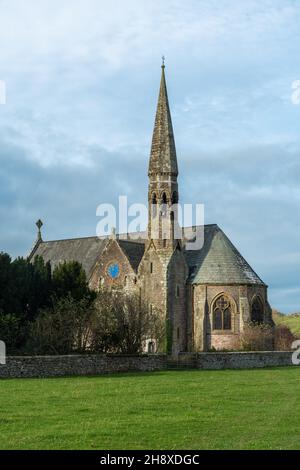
[162,55,165,69]
[36,219,43,242]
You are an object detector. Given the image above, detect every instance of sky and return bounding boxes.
[0,0,300,312]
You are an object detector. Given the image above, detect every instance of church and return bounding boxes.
[29,64,273,353]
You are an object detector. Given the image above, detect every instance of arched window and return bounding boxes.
[151,193,157,217]
[172,191,178,204]
[212,295,232,330]
[251,297,264,324]
[162,192,168,204]
[160,192,168,216]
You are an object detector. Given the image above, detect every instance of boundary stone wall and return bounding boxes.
[196,351,295,369]
[0,352,296,378]
[0,354,167,378]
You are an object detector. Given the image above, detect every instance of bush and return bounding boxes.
[28,290,165,355]
[241,322,274,351]
[274,325,296,351]
[0,313,27,354]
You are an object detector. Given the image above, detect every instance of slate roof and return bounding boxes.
[184,224,265,286]
[30,225,264,286]
[30,235,145,277]
[117,239,145,272]
[31,236,108,278]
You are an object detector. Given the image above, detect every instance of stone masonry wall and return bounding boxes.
[196,351,295,369]
[0,352,297,378]
[0,355,167,379]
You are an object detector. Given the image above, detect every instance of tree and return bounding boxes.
[29,296,94,355]
[10,256,52,321]
[52,261,93,301]
[0,313,25,353]
[0,252,14,314]
[91,290,165,354]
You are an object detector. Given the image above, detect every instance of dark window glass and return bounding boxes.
[223,308,231,330]
[172,191,178,204]
[251,298,264,324]
[213,296,232,330]
[213,308,223,330]
[152,193,157,217]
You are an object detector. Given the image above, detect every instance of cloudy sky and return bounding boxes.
[0,0,300,312]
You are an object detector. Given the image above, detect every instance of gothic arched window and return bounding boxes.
[162,192,168,204]
[172,191,178,204]
[212,295,232,330]
[151,193,157,217]
[251,297,264,324]
[160,192,168,216]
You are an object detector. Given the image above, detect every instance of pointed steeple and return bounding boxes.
[148,61,178,177]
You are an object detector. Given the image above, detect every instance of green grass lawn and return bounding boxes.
[273,310,300,336]
[0,368,299,450]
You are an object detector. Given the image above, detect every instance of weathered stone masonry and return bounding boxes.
[0,352,296,379]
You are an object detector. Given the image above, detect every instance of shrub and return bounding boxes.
[274,325,296,351]
[241,322,274,351]
[0,313,27,354]
[28,290,165,355]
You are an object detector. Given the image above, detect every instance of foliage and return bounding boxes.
[0,313,26,353]
[28,289,165,355]
[92,289,165,354]
[52,261,94,302]
[0,252,96,353]
[273,309,300,337]
[0,253,52,321]
[240,322,274,351]
[274,324,296,351]
[28,296,94,355]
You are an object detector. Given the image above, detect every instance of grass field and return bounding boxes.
[273,310,300,336]
[0,368,300,450]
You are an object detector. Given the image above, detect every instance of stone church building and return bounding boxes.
[29,64,273,353]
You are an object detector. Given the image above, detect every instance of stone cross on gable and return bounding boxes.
[36,219,43,241]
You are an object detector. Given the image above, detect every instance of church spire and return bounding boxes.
[148,61,178,177]
[147,62,180,249]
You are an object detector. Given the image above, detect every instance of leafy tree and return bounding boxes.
[10,255,52,321]
[0,313,25,353]
[29,296,94,355]
[52,261,93,301]
[0,252,15,314]
[91,289,165,354]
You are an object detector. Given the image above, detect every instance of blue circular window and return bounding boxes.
[107,263,120,279]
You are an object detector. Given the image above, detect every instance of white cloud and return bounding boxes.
[1,0,300,312]
[291,80,300,104]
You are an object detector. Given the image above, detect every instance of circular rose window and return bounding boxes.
[107,263,120,279]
